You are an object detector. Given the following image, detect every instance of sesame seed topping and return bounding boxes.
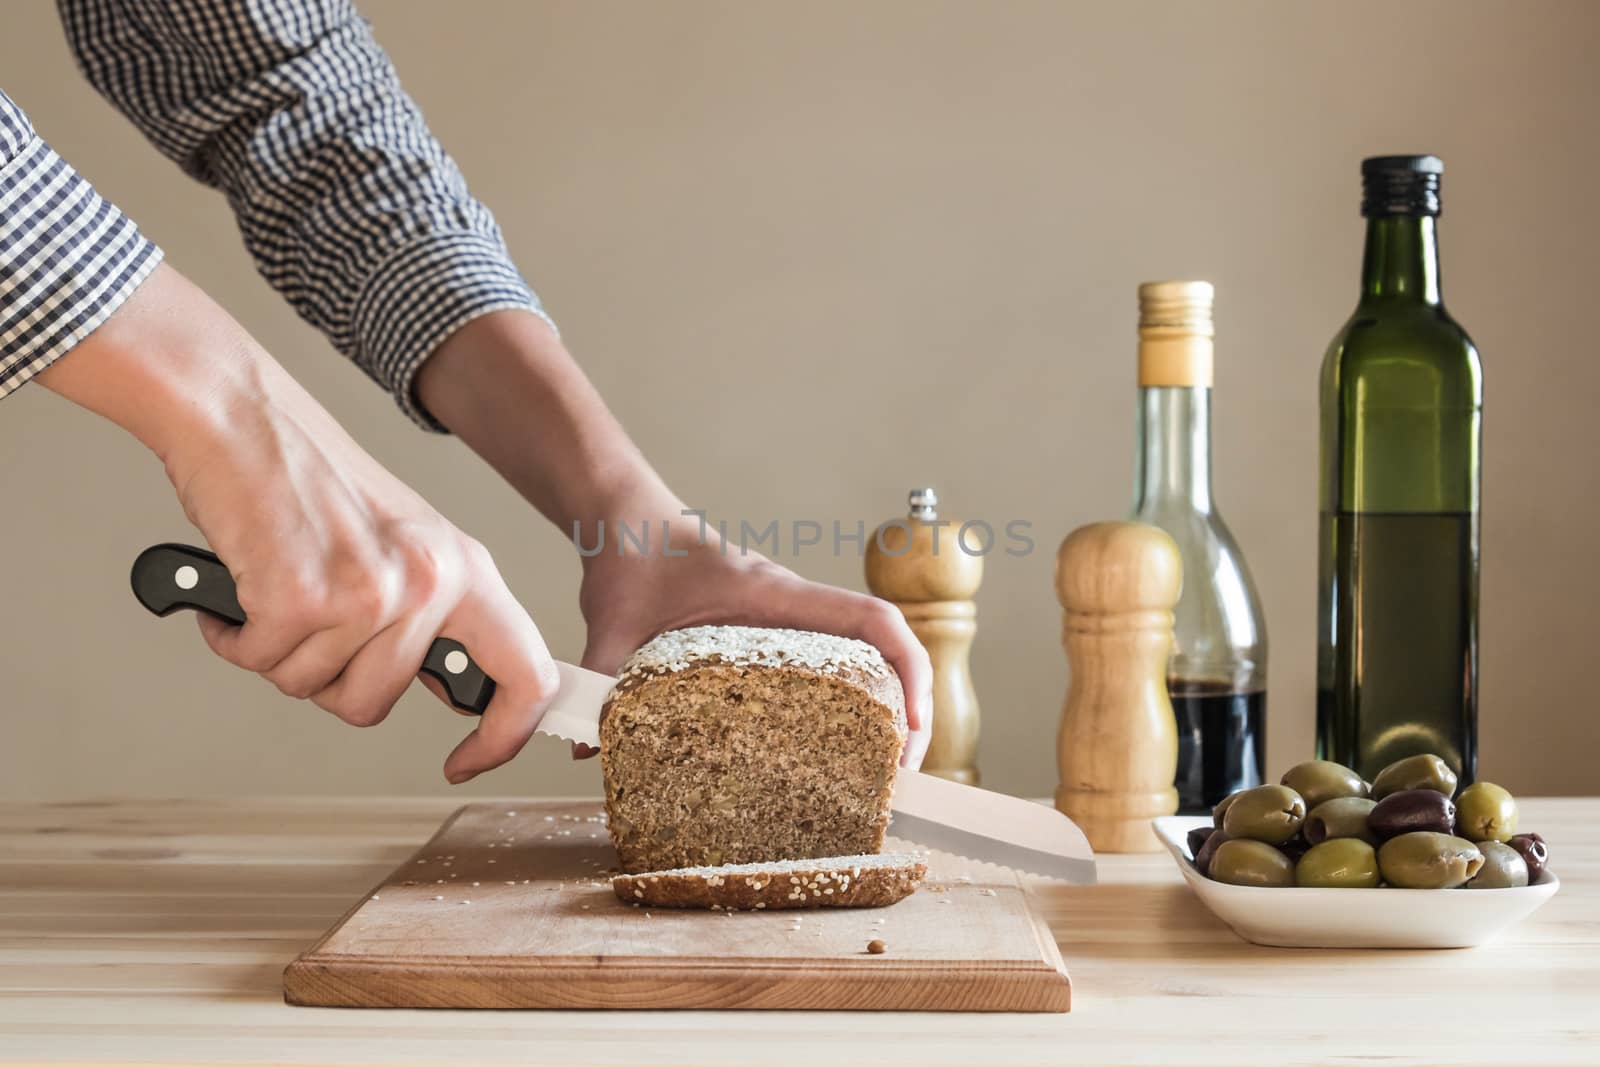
[611,625,891,697]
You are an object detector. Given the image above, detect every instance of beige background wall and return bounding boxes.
[2,1,1596,801]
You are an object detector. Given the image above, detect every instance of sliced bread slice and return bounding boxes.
[612,853,927,911]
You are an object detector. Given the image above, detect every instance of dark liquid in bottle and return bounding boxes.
[1317,510,1477,784]
[1169,680,1265,813]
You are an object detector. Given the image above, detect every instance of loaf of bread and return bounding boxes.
[600,625,907,874]
[613,854,927,910]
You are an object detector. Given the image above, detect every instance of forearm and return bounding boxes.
[36,264,349,490]
[416,310,685,537]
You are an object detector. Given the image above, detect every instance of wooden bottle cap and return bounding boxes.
[1137,280,1214,389]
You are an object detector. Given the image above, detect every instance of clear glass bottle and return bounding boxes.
[1317,156,1481,784]
[1130,281,1267,812]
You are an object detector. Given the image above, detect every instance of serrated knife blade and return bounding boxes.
[888,769,1097,883]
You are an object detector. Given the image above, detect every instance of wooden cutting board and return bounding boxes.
[284,800,1070,1012]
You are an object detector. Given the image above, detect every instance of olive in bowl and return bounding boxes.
[1192,829,1231,877]
[1303,796,1377,846]
[1281,760,1368,811]
[1221,785,1307,845]
[1456,782,1518,842]
[1295,838,1381,889]
[1209,839,1296,888]
[1369,789,1456,839]
[1507,833,1550,883]
[1370,754,1459,801]
[1377,832,1484,889]
[1467,841,1530,889]
[1186,825,1216,861]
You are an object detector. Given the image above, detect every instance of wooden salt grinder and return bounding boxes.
[865,488,982,785]
[1054,521,1181,853]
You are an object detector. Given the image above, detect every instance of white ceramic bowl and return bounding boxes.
[1154,815,1560,949]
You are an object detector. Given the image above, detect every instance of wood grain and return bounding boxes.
[1055,521,1182,852]
[866,508,985,785]
[282,802,1070,1011]
[2,796,1596,1066]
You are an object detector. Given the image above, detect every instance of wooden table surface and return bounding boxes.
[3,796,1596,1066]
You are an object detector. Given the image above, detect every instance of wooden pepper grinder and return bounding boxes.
[1054,521,1181,852]
[865,488,982,785]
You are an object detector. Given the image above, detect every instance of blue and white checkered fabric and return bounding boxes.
[1,1,550,429]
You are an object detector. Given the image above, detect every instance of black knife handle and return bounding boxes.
[129,543,496,715]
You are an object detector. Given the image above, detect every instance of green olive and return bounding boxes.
[1466,841,1530,889]
[1303,796,1378,846]
[1212,790,1244,830]
[1295,838,1381,888]
[1209,839,1296,888]
[1455,782,1518,842]
[1221,785,1307,845]
[1377,832,1484,889]
[1281,760,1368,811]
[1370,754,1459,801]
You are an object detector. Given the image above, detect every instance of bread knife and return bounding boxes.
[131,543,1097,883]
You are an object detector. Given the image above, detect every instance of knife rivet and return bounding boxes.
[174,565,199,591]
[444,650,469,675]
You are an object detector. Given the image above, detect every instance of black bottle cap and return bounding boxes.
[1361,155,1443,218]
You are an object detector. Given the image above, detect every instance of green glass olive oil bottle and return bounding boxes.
[1317,155,1482,784]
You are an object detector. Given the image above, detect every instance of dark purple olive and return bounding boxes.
[1187,825,1216,860]
[1507,832,1550,883]
[1369,789,1456,840]
[1277,833,1311,863]
[1193,829,1230,877]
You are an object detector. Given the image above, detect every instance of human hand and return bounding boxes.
[40,266,558,783]
[577,522,933,770]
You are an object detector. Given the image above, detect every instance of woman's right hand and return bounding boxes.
[39,264,559,783]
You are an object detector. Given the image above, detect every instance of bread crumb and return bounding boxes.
[977,888,997,897]
[867,939,887,954]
